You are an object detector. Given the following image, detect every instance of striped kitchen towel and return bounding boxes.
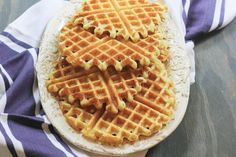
[0,0,235,157]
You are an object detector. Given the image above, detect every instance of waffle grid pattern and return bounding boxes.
[135,63,175,116]
[73,0,167,41]
[59,22,169,71]
[47,59,145,114]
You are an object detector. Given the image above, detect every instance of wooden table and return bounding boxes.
[1,0,235,157]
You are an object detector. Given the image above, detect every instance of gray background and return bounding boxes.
[0,0,235,157]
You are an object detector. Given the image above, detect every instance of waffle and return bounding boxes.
[59,60,175,145]
[60,101,103,133]
[127,29,170,62]
[47,59,145,114]
[59,22,169,71]
[73,0,167,42]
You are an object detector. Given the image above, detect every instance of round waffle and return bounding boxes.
[37,0,190,156]
[59,21,169,71]
[73,0,167,42]
[57,59,175,146]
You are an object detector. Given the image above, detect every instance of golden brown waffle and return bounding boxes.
[59,22,169,71]
[73,0,167,42]
[128,31,169,62]
[60,101,103,133]
[47,59,145,114]
[59,60,175,145]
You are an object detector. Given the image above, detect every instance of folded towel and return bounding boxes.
[0,0,235,157]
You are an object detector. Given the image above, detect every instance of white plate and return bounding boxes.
[36,1,190,156]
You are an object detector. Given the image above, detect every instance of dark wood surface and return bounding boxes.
[0,1,235,157]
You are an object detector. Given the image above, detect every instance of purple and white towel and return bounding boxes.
[0,0,235,157]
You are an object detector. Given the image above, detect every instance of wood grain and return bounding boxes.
[0,1,235,157]
[147,18,236,157]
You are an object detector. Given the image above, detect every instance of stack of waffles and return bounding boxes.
[46,0,176,146]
